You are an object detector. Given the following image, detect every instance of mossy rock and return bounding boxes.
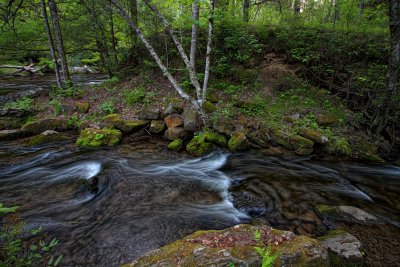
[0,117,28,130]
[317,114,340,126]
[103,114,149,133]
[164,127,190,141]
[164,114,183,128]
[228,132,250,151]
[204,131,227,147]
[0,129,27,140]
[186,134,215,157]
[167,139,183,151]
[28,130,69,146]
[76,128,122,148]
[299,128,328,145]
[247,132,270,148]
[149,120,165,134]
[21,118,67,135]
[123,224,329,267]
[75,102,90,113]
[204,101,217,113]
[326,138,351,156]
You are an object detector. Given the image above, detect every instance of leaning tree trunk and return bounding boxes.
[190,0,200,72]
[40,0,62,88]
[374,0,400,134]
[202,0,215,104]
[48,0,71,84]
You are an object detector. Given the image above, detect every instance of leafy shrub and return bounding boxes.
[4,98,33,110]
[49,99,62,116]
[98,101,115,114]
[0,203,63,267]
[123,87,146,105]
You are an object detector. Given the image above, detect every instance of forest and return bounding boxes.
[0,0,399,266]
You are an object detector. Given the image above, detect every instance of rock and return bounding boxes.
[300,128,329,145]
[316,205,379,225]
[76,128,122,147]
[123,224,329,267]
[274,131,314,151]
[319,230,364,267]
[0,129,27,140]
[204,131,227,147]
[0,108,33,117]
[295,147,314,156]
[288,113,300,121]
[204,101,217,113]
[162,103,184,117]
[167,139,183,151]
[186,135,215,157]
[164,127,190,141]
[247,132,270,148]
[149,120,165,134]
[75,102,90,113]
[103,114,149,133]
[28,130,69,146]
[21,118,67,135]
[164,114,183,128]
[317,114,340,126]
[228,132,250,151]
[139,108,160,120]
[212,120,235,135]
[183,108,198,131]
[0,117,27,130]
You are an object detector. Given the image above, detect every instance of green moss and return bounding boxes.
[76,128,122,147]
[103,114,148,133]
[168,139,183,151]
[317,229,348,241]
[75,102,90,113]
[228,132,250,151]
[0,117,27,130]
[204,101,217,113]
[316,204,337,215]
[21,118,66,135]
[204,131,227,147]
[28,132,69,146]
[326,137,351,156]
[186,134,214,157]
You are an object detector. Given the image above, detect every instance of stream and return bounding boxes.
[0,76,400,266]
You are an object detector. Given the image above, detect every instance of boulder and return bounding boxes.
[319,230,364,267]
[316,205,379,225]
[317,114,340,126]
[123,224,329,267]
[76,128,122,147]
[164,127,190,141]
[164,114,183,128]
[183,108,198,131]
[162,103,184,117]
[139,108,160,120]
[149,120,165,134]
[274,131,314,152]
[103,114,149,133]
[0,129,27,140]
[299,128,329,145]
[21,118,67,135]
[228,132,250,151]
[28,130,69,146]
[204,131,227,147]
[167,139,183,151]
[186,135,215,157]
[247,132,270,148]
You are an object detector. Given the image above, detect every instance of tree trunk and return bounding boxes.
[190,0,200,72]
[293,0,300,14]
[374,0,400,133]
[109,8,118,65]
[48,0,71,84]
[129,0,138,47]
[40,0,62,88]
[202,0,215,105]
[243,0,250,22]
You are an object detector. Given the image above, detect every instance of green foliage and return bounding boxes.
[123,87,146,105]
[98,101,115,114]
[253,229,280,267]
[67,115,80,128]
[49,99,62,116]
[0,203,62,267]
[3,98,33,110]
[53,85,83,99]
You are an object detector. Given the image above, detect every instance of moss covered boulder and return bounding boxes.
[21,118,67,135]
[316,114,340,126]
[186,134,215,157]
[28,130,69,146]
[299,128,329,145]
[123,224,329,267]
[274,130,314,153]
[228,132,250,151]
[316,205,379,225]
[204,101,217,113]
[167,139,183,151]
[247,131,270,148]
[204,131,227,147]
[103,114,149,133]
[149,120,165,134]
[76,128,122,147]
[75,102,90,113]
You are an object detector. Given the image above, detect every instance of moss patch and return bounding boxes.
[186,134,215,157]
[76,128,122,147]
[204,131,227,147]
[28,131,69,146]
[168,139,183,151]
[228,132,250,151]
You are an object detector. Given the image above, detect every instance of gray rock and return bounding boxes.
[162,103,183,117]
[321,230,364,266]
[149,120,165,134]
[183,108,198,131]
[139,108,160,120]
[164,127,190,141]
[337,206,378,223]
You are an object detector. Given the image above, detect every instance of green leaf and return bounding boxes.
[54,255,63,266]
[29,244,38,251]
[48,256,55,265]
[0,203,19,213]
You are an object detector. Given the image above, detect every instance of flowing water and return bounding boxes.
[0,138,399,266]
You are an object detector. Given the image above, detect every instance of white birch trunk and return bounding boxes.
[202,0,215,105]
[190,0,200,72]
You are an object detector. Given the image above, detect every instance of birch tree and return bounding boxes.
[110,0,215,122]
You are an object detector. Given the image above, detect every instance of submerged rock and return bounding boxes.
[123,224,329,267]
[319,230,364,267]
[228,132,250,151]
[28,130,69,146]
[186,134,214,157]
[76,128,122,147]
[21,118,67,135]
